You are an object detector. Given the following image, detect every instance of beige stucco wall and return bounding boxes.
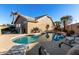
[66,23,79,34]
[28,16,55,34]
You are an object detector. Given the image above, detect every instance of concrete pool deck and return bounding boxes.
[0,33,79,55]
[0,33,52,54]
[0,34,28,52]
[0,33,71,55]
[0,34,39,54]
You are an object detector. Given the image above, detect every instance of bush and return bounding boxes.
[66,30,75,36]
[54,26,62,32]
[63,30,68,32]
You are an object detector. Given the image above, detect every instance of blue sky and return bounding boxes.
[0,4,79,24]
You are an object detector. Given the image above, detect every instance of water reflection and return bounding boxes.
[52,33,65,41]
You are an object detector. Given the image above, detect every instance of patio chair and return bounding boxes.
[58,35,79,48]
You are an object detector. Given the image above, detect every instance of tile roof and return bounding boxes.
[35,14,48,20]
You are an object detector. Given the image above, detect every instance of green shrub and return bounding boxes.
[66,30,75,36]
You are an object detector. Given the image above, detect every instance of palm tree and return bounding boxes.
[60,15,72,31]
[55,21,61,26]
[11,11,18,24]
[55,21,61,31]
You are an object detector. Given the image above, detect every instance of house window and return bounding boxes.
[16,24,21,27]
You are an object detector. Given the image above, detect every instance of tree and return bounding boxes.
[60,15,72,31]
[54,21,61,31]
[55,21,61,27]
[10,11,18,24]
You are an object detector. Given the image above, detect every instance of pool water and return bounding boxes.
[12,33,65,44]
[52,33,65,41]
[12,35,39,44]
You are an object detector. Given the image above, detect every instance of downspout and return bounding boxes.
[26,22,28,33]
[26,21,28,34]
[20,24,22,34]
